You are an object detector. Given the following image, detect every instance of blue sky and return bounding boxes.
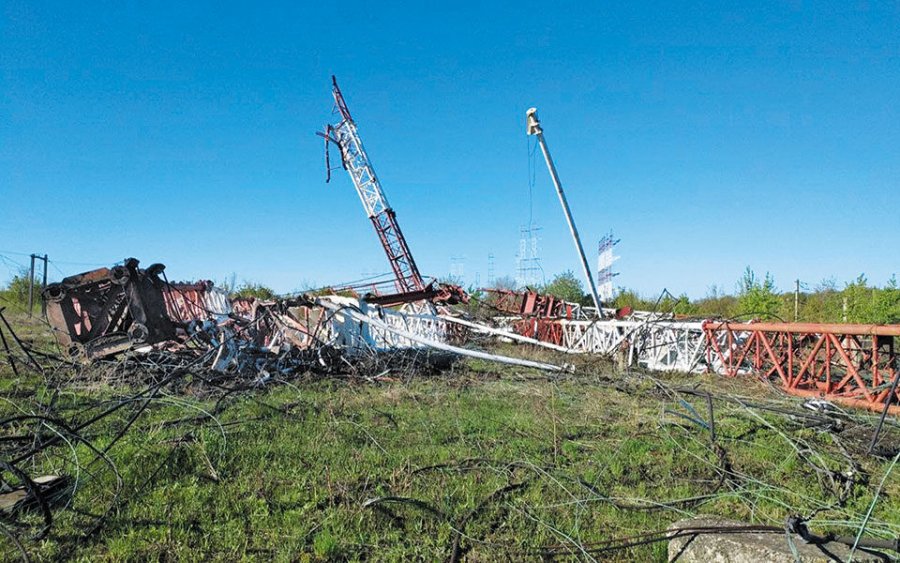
[2,2,898,298]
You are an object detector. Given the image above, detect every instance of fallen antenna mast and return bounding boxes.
[526,108,604,317]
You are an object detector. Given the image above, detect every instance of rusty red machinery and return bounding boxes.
[703,321,900,414]
[43,260,236,361]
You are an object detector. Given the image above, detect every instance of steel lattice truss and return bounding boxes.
[321,77,425,294]
[704,321,900,413]
[513,317,709,374]
[509,314,900,414]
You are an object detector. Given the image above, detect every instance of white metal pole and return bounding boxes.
[526,108,603,317]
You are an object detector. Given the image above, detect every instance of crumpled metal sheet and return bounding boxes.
[163,281,231,323]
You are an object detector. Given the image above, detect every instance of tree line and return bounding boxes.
[493,267,900,324]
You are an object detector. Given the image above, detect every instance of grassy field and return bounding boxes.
[1,311,899,561]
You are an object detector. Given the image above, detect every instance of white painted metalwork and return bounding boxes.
[309,296,448,352]
[317,298,563,372]
[332,113,391,222]
[560,318,707,372]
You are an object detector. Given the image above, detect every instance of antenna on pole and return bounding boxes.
[526,108,604,317]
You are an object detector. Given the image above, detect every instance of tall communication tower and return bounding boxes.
[487,253,495,285]
[597,231,621,302]
[515,224,543,289]
[449,255,466,284]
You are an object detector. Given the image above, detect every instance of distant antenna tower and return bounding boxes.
[516,224,543,289]
[487,253,495,285]
[597,231,620,302]
[450,255,466,284]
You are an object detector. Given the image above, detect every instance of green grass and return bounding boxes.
[0,312,899,561]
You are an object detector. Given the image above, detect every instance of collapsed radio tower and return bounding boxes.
[318,76,425,295]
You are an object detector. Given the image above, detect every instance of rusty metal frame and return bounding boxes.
[703,321,900,414]
[43,259,175,360]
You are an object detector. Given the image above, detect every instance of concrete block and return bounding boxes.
[668,516,888,562]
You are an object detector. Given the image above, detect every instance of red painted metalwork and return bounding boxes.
[320,77,426,295]
[162,281,219,323]
[512,318,565,345]
[483,288,576,318]
[703,321,899,414]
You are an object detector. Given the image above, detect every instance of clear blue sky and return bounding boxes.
[2,2,898,298]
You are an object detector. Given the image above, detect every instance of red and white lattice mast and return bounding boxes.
[319,76,426,295]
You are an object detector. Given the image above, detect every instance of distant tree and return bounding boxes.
[0,268,43,310]
[840,274,900,324]
[668,292,697,316]
[874,275,900,324]
[613,288,696,315]
[613,288,647,310]
[232,281,276,300]
[736,267,781,320]
[694,285,739,318]
[541,271,588,304]
[802,278,842,322]
[841,274,874,323]
[490,276,517,291]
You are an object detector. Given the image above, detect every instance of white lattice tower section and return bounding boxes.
[324,76,425,294]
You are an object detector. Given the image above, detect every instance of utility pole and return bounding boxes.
[794,279,800,322]
[27,255,35,317]
[526,108,603,317]
[41,254,48,317]
[27,254,48,318]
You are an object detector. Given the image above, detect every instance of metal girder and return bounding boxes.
[703,321,899,414]
[483,287,630,320]
[162,281,232,323]
[484,288,580,319]
[513,317,708,374]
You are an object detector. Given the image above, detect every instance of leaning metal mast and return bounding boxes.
[526,107,604,317]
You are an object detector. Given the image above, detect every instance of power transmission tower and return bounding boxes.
[515,224,542,289]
